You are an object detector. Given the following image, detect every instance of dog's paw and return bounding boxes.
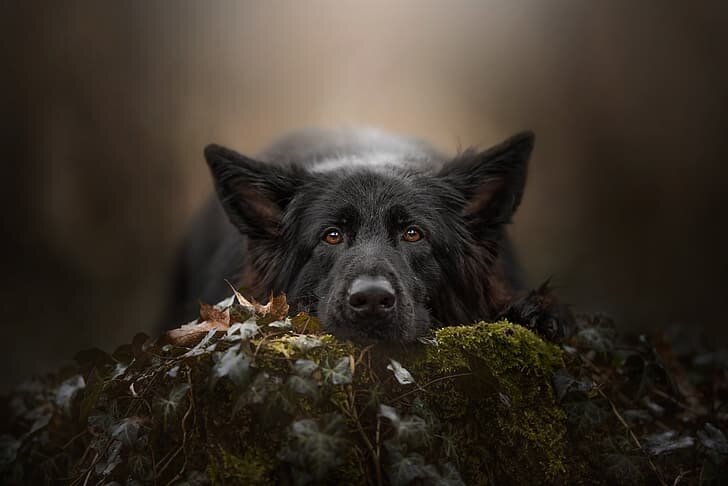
[498,281,574,341]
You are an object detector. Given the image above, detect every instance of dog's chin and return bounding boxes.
[318,317,406,343]
[318,311,431,344]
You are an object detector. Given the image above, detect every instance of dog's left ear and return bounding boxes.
[204,144,299,240]
[439,131,534,232]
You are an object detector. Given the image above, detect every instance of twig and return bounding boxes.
[61,430,88,450]
[672,469,689,485]
[651,388,704,416]
[333,383,383,486]
[375,413,381,480]
[596,388,667,486]
[80,453,97,486]
[156,370,194,480]
[392,372,473,403]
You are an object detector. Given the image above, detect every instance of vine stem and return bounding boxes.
[596,387,667,486]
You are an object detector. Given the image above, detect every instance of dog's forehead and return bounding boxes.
[307,153,432,174]
[305,166,427,219]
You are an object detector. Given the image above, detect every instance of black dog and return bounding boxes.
[165,128,571,341]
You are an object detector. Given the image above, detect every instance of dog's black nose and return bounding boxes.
[348,277,396,317]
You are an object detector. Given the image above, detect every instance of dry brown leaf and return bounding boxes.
[254,294,289,321]
[225,281,289,320]
[226,280,256,314]
[199,303,231,326]
[162,320,228,347]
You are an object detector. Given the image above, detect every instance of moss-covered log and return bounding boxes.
[1,299,727,485]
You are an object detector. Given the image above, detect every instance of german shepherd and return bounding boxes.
[165,128,572,342]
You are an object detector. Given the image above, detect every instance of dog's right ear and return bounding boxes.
[204,144,299,240]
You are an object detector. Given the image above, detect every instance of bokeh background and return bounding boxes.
[2,0,727,391]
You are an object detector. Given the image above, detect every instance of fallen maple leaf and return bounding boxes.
[226,281,289,320]
[162,290,289,347]
[162,320,228,347]
[199,302,231,326]
[253,294,289,321]
[226,280,256,314]
[162,302,232,347]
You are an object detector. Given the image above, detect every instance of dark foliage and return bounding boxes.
[1,301,726,485]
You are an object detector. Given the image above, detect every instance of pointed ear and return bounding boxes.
[204,144,299,240]
[439,131,534,233]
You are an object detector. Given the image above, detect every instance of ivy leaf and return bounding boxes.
[111,416,144,447]
[288,335,323,352]
[697,422,728,464]
[387,359,415,385]
[622,409,653,425]
[293,359,319,377]
[111,362,129,380]
[379,404,400,427]
[268,319,293,330]
[384,443,439,486]
[287,376,319,398]
[88,413,115,435]
[322,357,353,385]
[644,430,695,456]
[166,365,180,378]
[27,411,51,436]
[235,372,282,411]
[79,372,104,422]
[210,344,251,389]
[128,447,153,480]
[576,327,614,353]
[157,383,190,430]
[437,462,467,486]
[215,294,235,308]
[95,439,123,477]
[602,451,645,485]
[55,375,85,414]
[0,435,20,468]
[379,404,429,447]
[225,320,259,342]
[563,399,609,432]
[279,416,346,482]
[552,368,593,403]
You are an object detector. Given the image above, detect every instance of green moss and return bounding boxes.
[427,320,564,377]
[207,448,273,485]
[197,322,574,484]
[405,321,570,483]
[254,333,356,370]
[6,317,582,485]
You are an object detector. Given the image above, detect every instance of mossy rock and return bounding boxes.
[202,321,570,485]
[5,300,728,485]
[1,314,579,485]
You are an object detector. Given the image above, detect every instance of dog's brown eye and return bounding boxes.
[323,229,343,245]
[403,226,423,242]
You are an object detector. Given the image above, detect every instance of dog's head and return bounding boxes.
[205,132,533,342]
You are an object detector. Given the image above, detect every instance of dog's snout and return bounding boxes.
[348,276,396,316]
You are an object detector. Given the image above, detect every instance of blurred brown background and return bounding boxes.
[2,1,727,391]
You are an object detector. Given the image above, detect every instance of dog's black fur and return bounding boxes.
[165,128,572,342]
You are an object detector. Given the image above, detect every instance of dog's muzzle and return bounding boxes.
[347,276,396,317]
